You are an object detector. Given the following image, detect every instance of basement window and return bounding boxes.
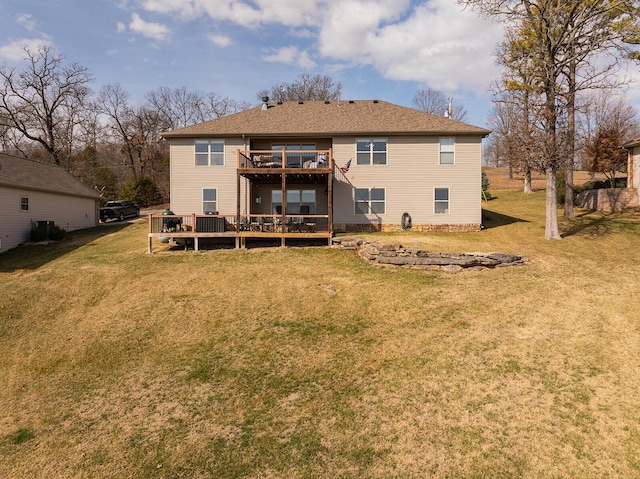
[434,188,449,214]
[355,188,385,214]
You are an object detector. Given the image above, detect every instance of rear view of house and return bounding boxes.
[0,153,100,252]
[154,99,490,250]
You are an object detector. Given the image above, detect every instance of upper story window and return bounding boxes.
[356,139,387,165]
[195,140,224,166]
[20,196,29,211]
[439,138,455,165]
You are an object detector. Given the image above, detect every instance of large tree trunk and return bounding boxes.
[564,166,574,216]
[524,164,533,194]
[545,166,562,240]
[564,58,576,218]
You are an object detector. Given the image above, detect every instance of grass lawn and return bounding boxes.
[1,182,640,478]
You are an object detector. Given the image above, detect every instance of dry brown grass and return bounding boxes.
[1,191,640,478]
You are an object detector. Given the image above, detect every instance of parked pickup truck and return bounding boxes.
[99,200,140,222]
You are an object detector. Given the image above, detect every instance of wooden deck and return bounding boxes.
[147,214,332,252]
[149,148,335,252]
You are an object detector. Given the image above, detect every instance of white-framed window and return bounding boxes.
[439,138,455,165]
[203,188,217,214]
[356,139,387,165]
[271,189,316,214]
[20,196,29,211]
[434,187,449,214]
[195,140,224,166]
[355,188,385,214]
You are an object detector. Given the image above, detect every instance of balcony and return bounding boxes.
[238,149,332,171]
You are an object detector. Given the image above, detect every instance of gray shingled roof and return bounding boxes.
[623,137,640,148]
[0,153,100,199]
[161,100,491,138]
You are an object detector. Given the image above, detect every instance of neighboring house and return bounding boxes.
[624,137,640,196]
[0,153,100,252]
[155,99,490,250]
[576,137,640,212]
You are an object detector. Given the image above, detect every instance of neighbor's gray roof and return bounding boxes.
[161,100,491,138]
[0,153,100,199]
[623,137,640,148]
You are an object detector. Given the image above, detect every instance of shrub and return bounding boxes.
[122,178,162,207]
[575,176,627,195]
[481,171,493,200]
[49,225,66,241]
[29,224,66,242]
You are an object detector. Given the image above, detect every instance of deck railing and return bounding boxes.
[238,214,330,233]
[149,213,329,234]
[238,149,332,169]
[149,214,238,234]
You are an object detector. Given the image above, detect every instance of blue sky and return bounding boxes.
[1,0,639,128]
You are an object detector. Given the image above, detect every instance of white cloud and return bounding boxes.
[318,0,503,93]
[140,0,320,27]
[134,0,503,92]
[16,14,36,32]
[116,21,127,33]
[262,46,317,69]
[0,39,53,61]
[128,12,171,41]
[208,34,233,48]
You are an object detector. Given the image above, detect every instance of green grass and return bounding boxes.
[1,191,640,478]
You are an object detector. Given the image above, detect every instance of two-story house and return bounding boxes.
[152,99,490,250]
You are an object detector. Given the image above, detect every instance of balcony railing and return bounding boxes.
[238,149,332,170]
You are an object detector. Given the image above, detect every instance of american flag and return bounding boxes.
[340,159,351,173]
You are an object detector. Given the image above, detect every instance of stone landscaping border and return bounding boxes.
[332,237,528,272]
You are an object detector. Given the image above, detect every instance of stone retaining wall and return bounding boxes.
[575,188,639,212]
[333,223,481,233]
[332,237,528,272]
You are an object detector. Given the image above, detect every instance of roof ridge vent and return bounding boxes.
[298,100,304,104]
[261,96,269,111]
[373,99,379,103]
[348,100,355,104]
[324,100,330,104]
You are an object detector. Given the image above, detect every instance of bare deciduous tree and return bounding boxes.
[145,86,250,130]
[259,73,342,102]
[0,45,93,166]
[460,0,640,239]
[412,88,468,122]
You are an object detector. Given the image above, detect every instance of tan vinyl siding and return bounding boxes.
[170,137,246,215]
[0,187,97,252]
[332,135,482,226]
